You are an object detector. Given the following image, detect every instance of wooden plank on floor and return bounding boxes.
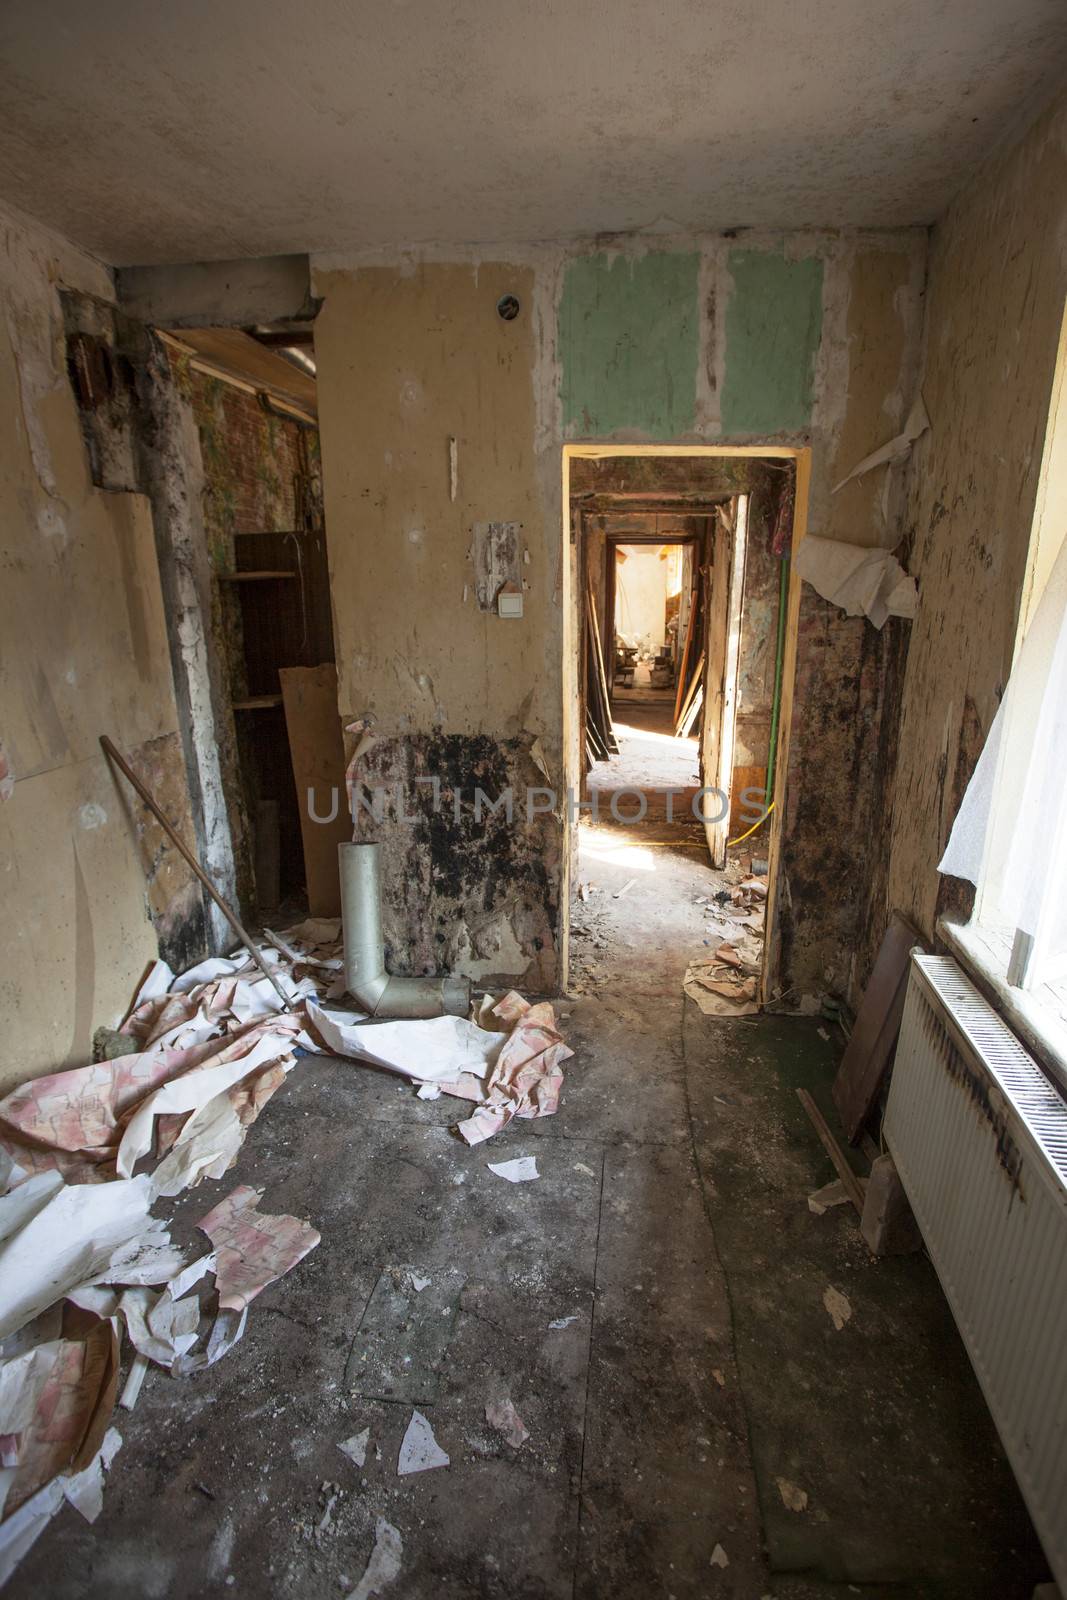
[796,1087,867,1213]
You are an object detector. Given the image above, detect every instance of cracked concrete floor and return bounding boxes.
[10,817,1048,1598]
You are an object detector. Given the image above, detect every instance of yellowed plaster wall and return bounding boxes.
[313,234,926,999]
[827,248,924,548]
[0,204,193,1088]
[886,89,1067,942]
[314,262,559,750]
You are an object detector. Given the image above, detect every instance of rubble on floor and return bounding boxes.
[683,854,766,1015]
[0,918,574,1582]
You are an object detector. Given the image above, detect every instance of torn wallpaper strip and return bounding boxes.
[793,535,917,629]
[197,1186,320,1313]
[831,393,929,494]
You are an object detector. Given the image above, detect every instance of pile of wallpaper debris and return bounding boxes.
[683,860,767,1016]
[0,918,572,1583]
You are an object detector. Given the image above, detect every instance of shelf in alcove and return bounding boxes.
[231,695,284,711]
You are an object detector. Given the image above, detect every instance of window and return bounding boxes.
[939,303,1067,1082]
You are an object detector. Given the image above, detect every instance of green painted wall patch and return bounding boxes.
[722,250,823,435]
[559,252,699,439]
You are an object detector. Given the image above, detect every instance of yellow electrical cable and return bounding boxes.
[726,799,775,848]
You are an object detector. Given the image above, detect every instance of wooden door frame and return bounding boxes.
[700,496,749,868]
[562,444,811,1008]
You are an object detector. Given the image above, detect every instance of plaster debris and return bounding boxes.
[397,1409,449,1475]
[573,1162,596,1178]
[548,1315,578,1330]
[823,1286,853,1330]
[346,1516,402,1600]
[487,1157,539,1184]
[710,1543,729,1568]
[776,1476,809,1512]
[683,956,759,1017]
[410,1274,432,1293]
[807,1180,851,1215]
[485,1397,529,1447]
[339,1429,370,1469]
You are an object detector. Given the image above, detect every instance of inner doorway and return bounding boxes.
[564,446,809,1007]
[590,533,703,814]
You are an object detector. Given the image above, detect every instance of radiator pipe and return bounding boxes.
[339,842,470,1018]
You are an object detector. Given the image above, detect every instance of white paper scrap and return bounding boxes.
[63,1427,122,1523]
[117,1034,292,1178]
[0,1171,64,1249]
[0,1174,154,1340]
[793,535,917,629]
[308,1001,502,1084]
[0,1475,65,1587]
[172,1307,248,1376]
[487,1157,538,1184]
[346,1517,402,1600]
[410,1274,431,1293]
[397,1409,449,1475]
[339,1428,370,1469]
[548,1315,578,1330]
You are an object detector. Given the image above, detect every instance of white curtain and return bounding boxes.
[939,530,1067,951]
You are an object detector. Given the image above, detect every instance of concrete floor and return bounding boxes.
[10,818,1048,1599]
[588,685,700,806]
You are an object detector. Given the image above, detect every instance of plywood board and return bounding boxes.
[279,664,350,916]
[832,912,923,1144]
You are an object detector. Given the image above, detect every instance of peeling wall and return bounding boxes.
[314,261,560,986]
[0,202,203,1089]
[314,232,925,999]
[178,361,327,912]
[883,87,1067,958]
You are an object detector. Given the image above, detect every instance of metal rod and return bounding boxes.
[99,734,291,1011]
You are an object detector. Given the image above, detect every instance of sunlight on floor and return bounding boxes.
[579,833,659,872]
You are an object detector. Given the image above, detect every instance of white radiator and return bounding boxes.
[884,954,1067,1589]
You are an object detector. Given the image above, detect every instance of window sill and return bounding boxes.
[938,917,1067,1098]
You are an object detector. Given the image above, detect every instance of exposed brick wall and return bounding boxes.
[175,360,322,565]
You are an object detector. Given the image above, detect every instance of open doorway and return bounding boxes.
[157,324,350,923]
[563,447,809,1008]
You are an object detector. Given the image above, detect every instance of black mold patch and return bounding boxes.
[352,731,559,985]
